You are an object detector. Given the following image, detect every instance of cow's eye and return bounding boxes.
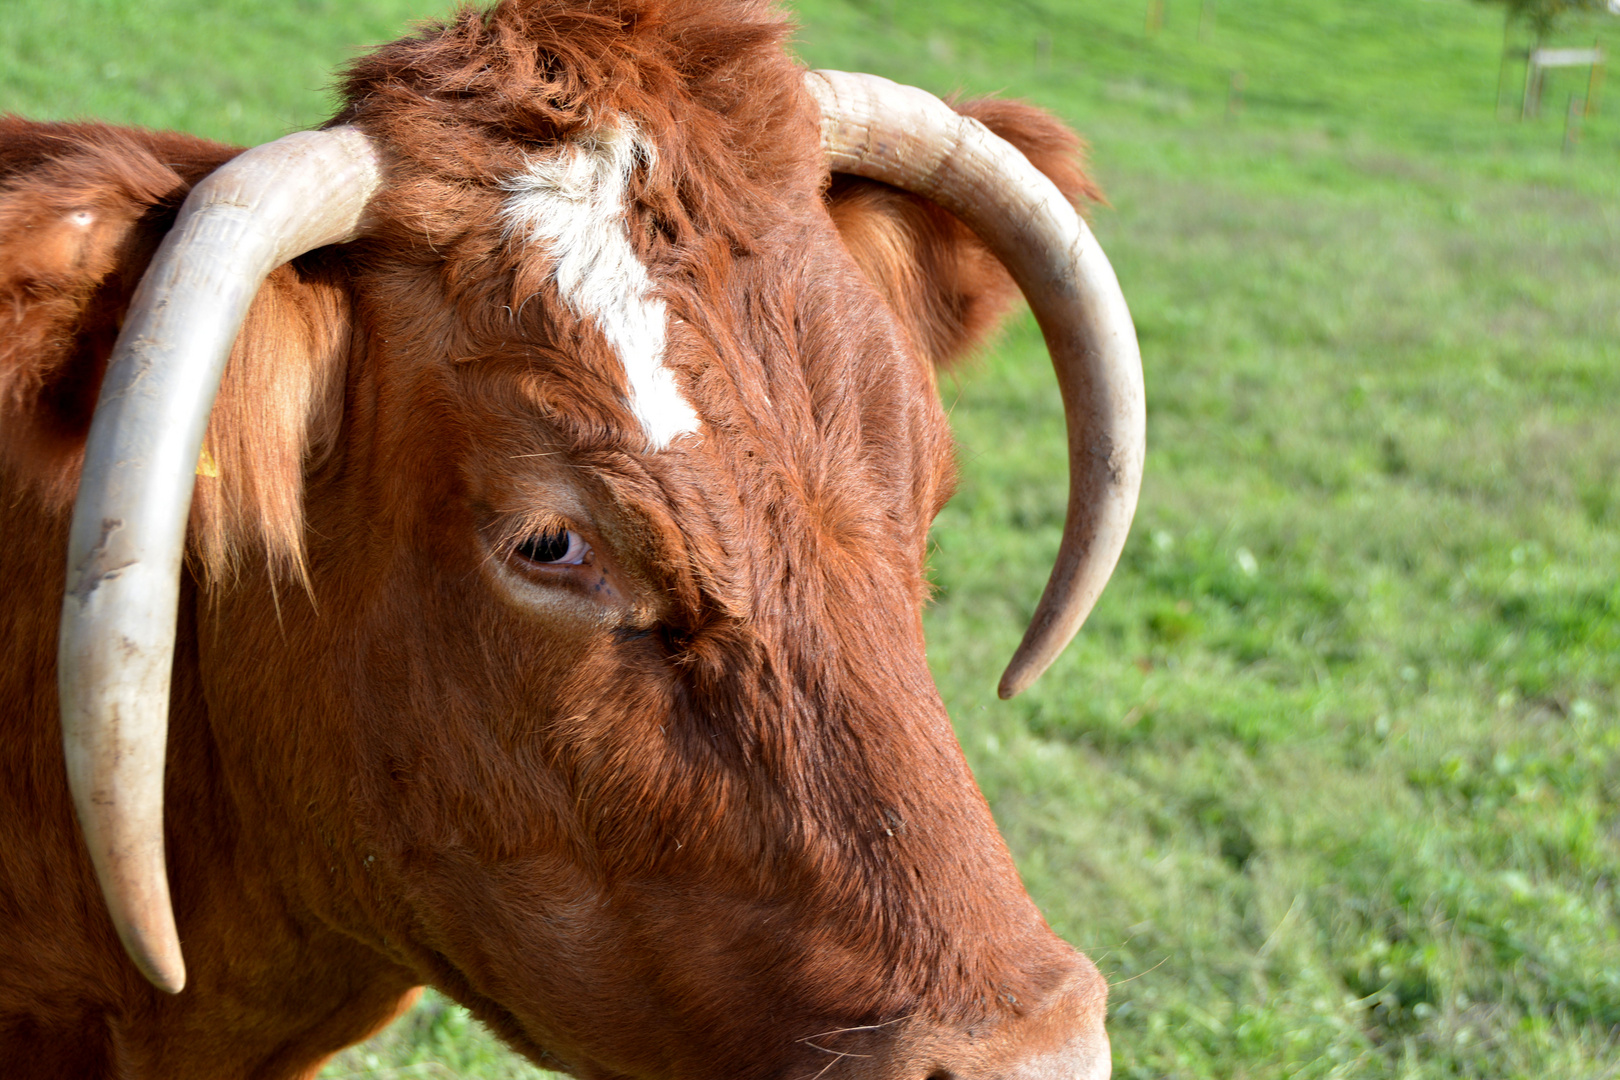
[514,528,589,567]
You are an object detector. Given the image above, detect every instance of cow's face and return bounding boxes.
[49,2,1139,1077]
[190,109,1103,1080]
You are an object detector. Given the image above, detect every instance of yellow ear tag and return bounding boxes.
[196,446,219,478]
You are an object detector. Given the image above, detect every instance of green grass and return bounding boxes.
[6,0,1618,1076]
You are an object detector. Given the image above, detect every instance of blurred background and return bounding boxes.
[4,1,1616,1077]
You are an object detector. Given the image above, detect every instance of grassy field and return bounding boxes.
[6,1,1618,1077]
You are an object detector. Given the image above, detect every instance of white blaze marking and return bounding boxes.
[500,124,700,450]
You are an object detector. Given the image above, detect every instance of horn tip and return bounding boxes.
[115,916,187,993]
[997,665,1034,700]
[1000,632,1064,698]
[135,951,187,995]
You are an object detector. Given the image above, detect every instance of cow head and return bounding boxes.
[41,1,1142,1076]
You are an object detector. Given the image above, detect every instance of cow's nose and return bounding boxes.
[955,962,1111,1080]
[1007,968,1111,1079]
[863,955,1110,1080]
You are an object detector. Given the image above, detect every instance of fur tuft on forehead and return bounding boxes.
[328,0,818,456]
[333,0,816,250]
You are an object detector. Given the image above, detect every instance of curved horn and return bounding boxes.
[58,126,382,993]
[804,70,1145,700]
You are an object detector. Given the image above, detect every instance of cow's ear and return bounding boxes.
[191,253,352,586]
[823,97,1103,370]
[0,121,352,585]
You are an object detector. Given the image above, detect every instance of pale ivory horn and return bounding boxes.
[58,126,382,993]
[804,70,1146,699]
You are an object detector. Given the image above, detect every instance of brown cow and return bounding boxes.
[0,1,1143,1077]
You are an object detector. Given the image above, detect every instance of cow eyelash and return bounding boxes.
[511,527,590,567]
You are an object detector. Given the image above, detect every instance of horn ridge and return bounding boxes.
[803,69,1146,699]
[58,125,382,994]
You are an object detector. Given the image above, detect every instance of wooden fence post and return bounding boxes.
[1522,35,1542,119]
[1496,9,1513,119]
[1586,46,1604,117]
[1563,94,1583,155]
[1227,70,1245,120]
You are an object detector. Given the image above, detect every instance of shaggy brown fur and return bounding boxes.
[0,2,1110,1077]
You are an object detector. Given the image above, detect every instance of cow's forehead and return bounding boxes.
[499,123,702,451]
[475,112,933,458]
[336,0,839,441]
[338,0,950,608]
[448,180,947,631]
